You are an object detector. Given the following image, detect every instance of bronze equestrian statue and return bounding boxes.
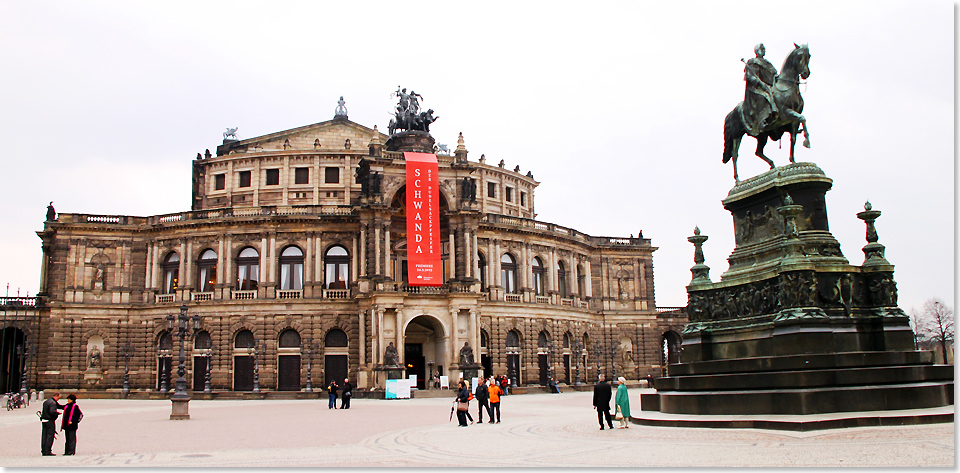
[723,43,811,181]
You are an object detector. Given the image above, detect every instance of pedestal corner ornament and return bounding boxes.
[405,151,442,286]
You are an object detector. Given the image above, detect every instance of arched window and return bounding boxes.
[325,246,350,289]
[478,252,487,291]
[563,332,571,348]
[506,330,520,349]
[194,330,212,349]
[501,253,517,294]
[577,264,586,296]
[538,331,550,348]
[279,246,304,290]
[279,329,301,348]
[158,331,173,350]
[196,249,217,292]
[532,257,545,296]
[236,247,260,291]
[480,329,489,348]
[234,330,255,349]
[161,252,180,294]
[325,329,348,347]
[557,261,568,298]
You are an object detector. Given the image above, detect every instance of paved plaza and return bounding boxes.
[0,391,953,468]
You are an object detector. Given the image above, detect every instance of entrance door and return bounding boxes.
[563,354,571,384]
[405,343,425,389]
[193,356,208,391]
[234,355,254,391]
[538,354,549,385]
[324,355,348,388]
[506,354,520,387]
[481,354,492,378]
[277,355,301,391]
[156,357,172,391]
[0,327,25,393]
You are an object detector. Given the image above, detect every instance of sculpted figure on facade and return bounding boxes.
[88,346,101,369]
[459,342,476,366]
[384,342,400,367]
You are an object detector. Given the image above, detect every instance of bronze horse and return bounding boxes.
[723,44,811,181]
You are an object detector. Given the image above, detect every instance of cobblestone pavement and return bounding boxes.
[0,392,953,467]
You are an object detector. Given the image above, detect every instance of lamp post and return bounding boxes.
[158,347,169,393]
[121,343,133,396]
[252,339,264,394]
[166,304,201,420]
[610,341,620,380]
[302,338,317,393]
[594,341,603,381]
[573,339,582,385]
[18,340,30,402]
[203,345,216,394]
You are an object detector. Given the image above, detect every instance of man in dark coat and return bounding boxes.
[61,394,83,455]
[40,392,63,455]
[340,378,352,409]
[592,374,614,430]
[475,377,491,423]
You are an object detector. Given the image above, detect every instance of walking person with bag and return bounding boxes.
[454,380,470,427]
[61,394,83,455]
[475,376,492,423]
[39,392,63,456]
[614,377,631,429]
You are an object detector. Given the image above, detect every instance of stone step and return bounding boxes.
[655,381,954,416]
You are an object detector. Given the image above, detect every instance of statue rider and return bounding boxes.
[742,44,779,136]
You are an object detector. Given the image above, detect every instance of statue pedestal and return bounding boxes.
[461,366,481,380]
[169,398,190,420]
[657,163,954,417]
[385,131,435,153]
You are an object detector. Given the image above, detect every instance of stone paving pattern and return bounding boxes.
[0,391,953,467]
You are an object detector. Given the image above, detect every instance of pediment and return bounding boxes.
[218,118,387,155]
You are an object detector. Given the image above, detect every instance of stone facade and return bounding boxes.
[14,110,687,395]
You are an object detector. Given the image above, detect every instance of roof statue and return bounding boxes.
[223,127,239,140]
[722,43,812,181]
[388,86,439,135]
[334,96,348,119]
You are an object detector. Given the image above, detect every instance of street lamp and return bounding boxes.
[573,339,582,385]
[18,340,30,402]
[252,339,265,394]
[166,304,201,420]
[302,338,317,393]
[158,347,169,393]
[203,345,216,394]
[594,341,603,381]
[121,343,133,396]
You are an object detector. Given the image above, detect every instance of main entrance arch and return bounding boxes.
[404,315,446,389]
[0,327,26,393]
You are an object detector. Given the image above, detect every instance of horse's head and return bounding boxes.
[784,43,811,80]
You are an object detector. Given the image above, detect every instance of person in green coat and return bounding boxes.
[615,376,631,428]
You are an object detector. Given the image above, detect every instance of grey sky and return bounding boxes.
[0,0,953,314]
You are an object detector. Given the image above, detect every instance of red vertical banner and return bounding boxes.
[404,152,442,286]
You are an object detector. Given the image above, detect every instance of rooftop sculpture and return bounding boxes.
[388,86,439,135]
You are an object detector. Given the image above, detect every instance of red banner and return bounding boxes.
[404,152,443,286]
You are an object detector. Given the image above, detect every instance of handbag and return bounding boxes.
[614,406,623,420]
[457,401,469,412]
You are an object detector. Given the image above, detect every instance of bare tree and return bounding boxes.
[913,298,954,364]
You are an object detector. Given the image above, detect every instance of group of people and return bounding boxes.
[592,374,631,430]
[39,392,83,456]
[326,378,353,409]
[453,376,504,427]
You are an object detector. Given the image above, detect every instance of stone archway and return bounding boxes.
[403,315,447,389]
[0,327,26,393]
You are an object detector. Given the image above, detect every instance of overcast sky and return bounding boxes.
[0,0,953,314]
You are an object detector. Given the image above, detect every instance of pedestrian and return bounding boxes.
[433,370,440,389]
[592,374,614,430]
[487,378,502,423]
[500,375,509,396]
[455,380,471,427]
[475,376,491,423]
[548,377,561,393]
[340,378,352,409]
[615,376,631,429]
[39,391,63,456]
[326,380,338,409]
[61,394,83,455]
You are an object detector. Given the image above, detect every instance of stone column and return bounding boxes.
[144,242,154,291]
[472,231,480,282]
[316,233,324,288]
[375,307,384,365]
[305,232,314,292]
[374,222,381,277]
[449,307,459,369]
[184,238,194,289]
[395,307,405,363]
[449,226,457,281]
[358,309,366,366]
[384,223,392,280]
[359,224,367,278]
[584,259,593,298]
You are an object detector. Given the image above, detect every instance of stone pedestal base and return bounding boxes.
[170,398,190,420]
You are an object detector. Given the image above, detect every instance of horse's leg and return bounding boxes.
[782,110,810,150]
[732,137,741,181]
[789,128,797,163]
[754,135,775,169]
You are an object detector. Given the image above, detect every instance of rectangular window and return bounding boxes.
[487,182,496,198]
[238,170,251,188]
[325,167,339,184]
[295,167,309,184]
[265,169,279,186]
[505,187,513,202]
[214,174,225,190]
[520,191,527,207]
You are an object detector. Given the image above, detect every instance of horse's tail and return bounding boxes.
[722,104,743,164]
